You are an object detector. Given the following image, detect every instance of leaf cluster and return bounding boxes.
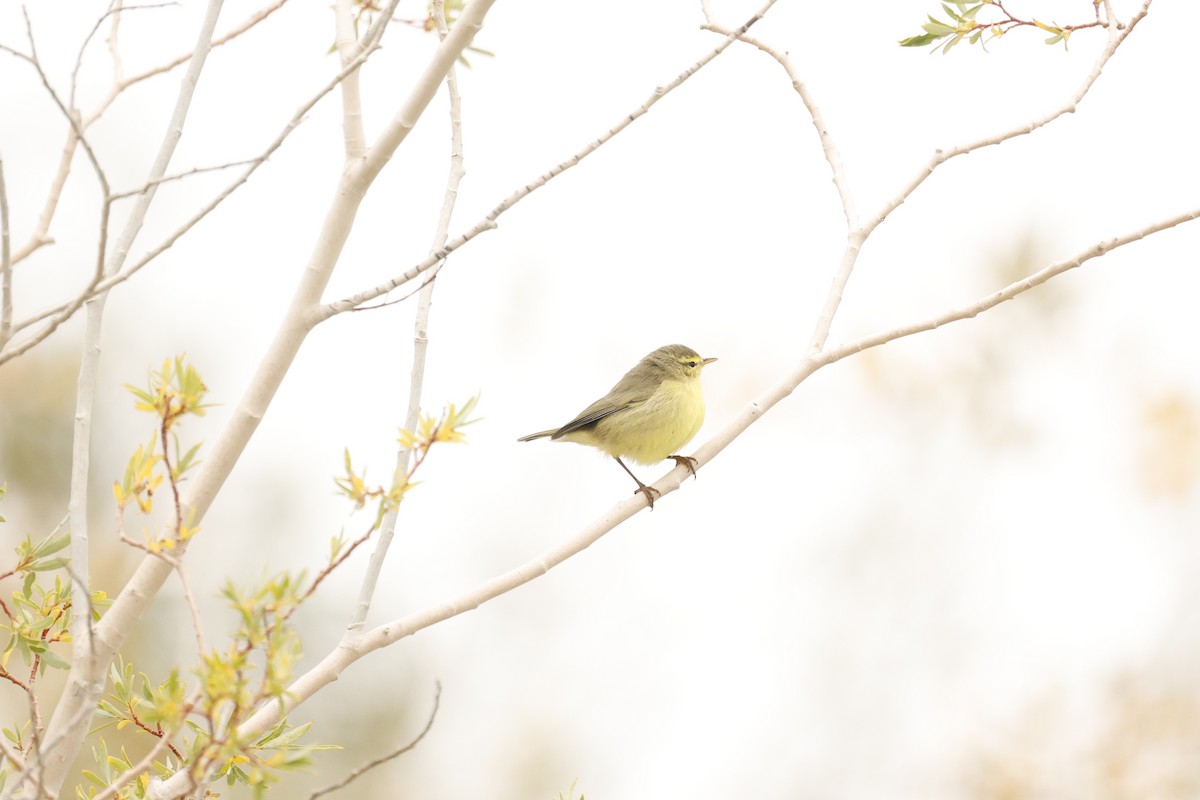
[68,375,477,795]
[335,395,479,529]
[124,356,212,424]
[398,394,480,451]
[113,357,208,545]
[80,574,334,797]
[900,0,1092,53]
[0,523,106,792]
[0,530,106,679]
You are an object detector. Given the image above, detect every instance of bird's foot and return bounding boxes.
[668,454,699,480]
[634,482,661,510]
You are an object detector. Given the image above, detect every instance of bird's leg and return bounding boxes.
[667,454,699,480]
[614,457,659,509]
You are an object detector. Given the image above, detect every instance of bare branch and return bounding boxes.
[869,0,1152,241]
[8,123,71,265]
[69,1,181,110]
[0,12,113,362]
[335,0,368,158]
[62,4,504,795]
[6,0,289,271]
[175,565,207,658]
[118,520,208,659]
[43,0,230,792]
[319,0,782,319]
[227,206,1200,760]
[223,482,677,753]
[96,0,292,107]
[104,44,379,292]
[357,0,404,54]
[1,44,379,364]
[0,700,96,800]
[12,10,111,198]
[349,0,465,631]
[105,0,127,89]
[823,207,1200,366]
[698,23,856,230]
[348,265,442,312]
[707,0,1153,357]
[109,159,258,201]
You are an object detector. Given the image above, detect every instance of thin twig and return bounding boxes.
[25,680,45,798]
[318,0,781,319]
[1,43,379,363]
[296,524,377,615]
[69,1,180,109]
[0,699,96,800]
[16,9,112,198]
[868,0,1152,241]
[90,692,202,800]
[7,124,72,266]
[110,159,258,201]
[113,434,199,660]
[707,0,1152,357]
[105,0,127,89]
[231,216,1200,761]
[39,0,489,787]
[348,264,442,312]
[174,562,207,658]
[94,0,292,111]
[155,6,1200,781]
[0,10,113,364]
[308,683,442,800]
[823,207,1200,366]
[698,23,856,230]
[348,0,464,631]
[5,0,288,270]
[357,0,404,54]
[41,0,229,794]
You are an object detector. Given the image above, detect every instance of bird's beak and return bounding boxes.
[703,357,718,365]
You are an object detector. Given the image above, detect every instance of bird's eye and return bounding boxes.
[685,360,697,368]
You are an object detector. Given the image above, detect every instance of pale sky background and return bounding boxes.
[2,0,1200,798]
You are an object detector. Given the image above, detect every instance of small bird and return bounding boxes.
[518,344,717,508]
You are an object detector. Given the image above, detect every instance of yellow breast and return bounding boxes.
[591,378,705,465]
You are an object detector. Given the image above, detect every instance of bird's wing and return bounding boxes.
[551,376,654,439]
[551,401,628,437]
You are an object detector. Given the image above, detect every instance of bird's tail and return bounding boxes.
[517,430,556,442]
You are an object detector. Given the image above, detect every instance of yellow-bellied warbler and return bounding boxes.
[518,344,717,507]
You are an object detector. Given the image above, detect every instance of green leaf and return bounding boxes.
[941,33,964,54]
[260,721,312,749]
[255,719,288,746]
[899,33,941,47]
[39,649,70,670]
[34,529,71,557]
